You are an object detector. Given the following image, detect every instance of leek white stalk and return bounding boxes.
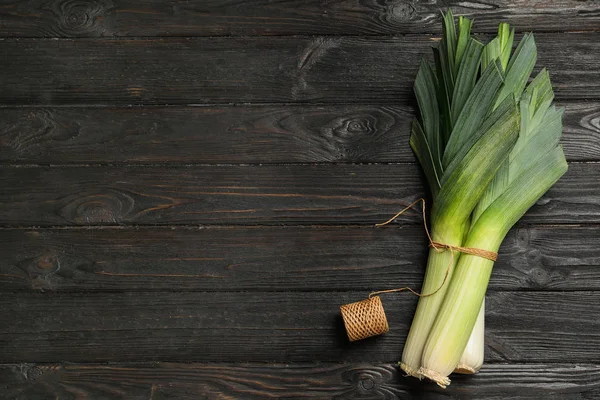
[454,300,484,374]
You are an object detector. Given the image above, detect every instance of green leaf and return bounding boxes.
[482,23,515,74]
[473,68,562,222]
[509,106,563,181]
[410,120,442,198]
[498,23,515,71]
[481,38,501,73]
[455,16,473,67]
[433,96,520,228]
[433,47,453,143]
[442,61,505,168]
[519,69,554,136]
[442,95,518,186]
[414,59,443,176]
[471,146,568,239]
[495,33,537,107]
[472,159,509,224]
[450,38,484,126]
[443,10,458,77]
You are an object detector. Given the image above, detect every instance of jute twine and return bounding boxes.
[340,296,389,342]
[340,198,498,342]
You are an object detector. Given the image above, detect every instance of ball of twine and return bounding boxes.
[340,296,389,341]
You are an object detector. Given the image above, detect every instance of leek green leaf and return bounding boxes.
[410,120,442,197]
[495,33,537,107]
[498,23,515,71]
[433,96,519,227]
[443,9,457,77]
[481,38,501,73]
[473,69,562,221]
[414,59,442,174]
[433,47,453,144]
[450,38,484,126]
[443,61,504,168]
[455,16,473,67]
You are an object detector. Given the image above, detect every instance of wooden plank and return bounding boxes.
[0,163,596,226]
[0,105,413,164]
[0,164,424,226]
[2,0,600,37]
[1,35,599,105]
[1,225,599,293]
[563,102,600,161]
[2,291,600,363]
[2,362,599,399]
[1,102,599,164]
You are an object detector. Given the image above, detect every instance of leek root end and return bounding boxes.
[417,367,451,389]
[454,364,479,374]
[399,362,422,379]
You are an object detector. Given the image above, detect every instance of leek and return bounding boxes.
[401,12,567,387]
[400,11,520,377]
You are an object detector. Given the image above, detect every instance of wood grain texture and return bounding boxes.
[0,163,596,226]
[1,35,599,105]
[0,105,413,164]
[2,362,600,400]
[563,102,600,161]
[0,164,423,226]
[1,102,599,164]
[1,0,600,37]
[1,225,599,293]
[2,291,600,363]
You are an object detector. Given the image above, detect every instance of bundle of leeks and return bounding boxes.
[400,11,567,388]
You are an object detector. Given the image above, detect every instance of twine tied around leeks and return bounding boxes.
[339,198,498,342]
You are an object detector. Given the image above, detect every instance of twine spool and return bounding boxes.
[340,296,389,341]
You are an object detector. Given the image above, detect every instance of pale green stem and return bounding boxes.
[400,228,463,377]
[418,230,503,387]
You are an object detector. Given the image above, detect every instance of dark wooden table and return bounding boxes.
[1,1,600,399]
